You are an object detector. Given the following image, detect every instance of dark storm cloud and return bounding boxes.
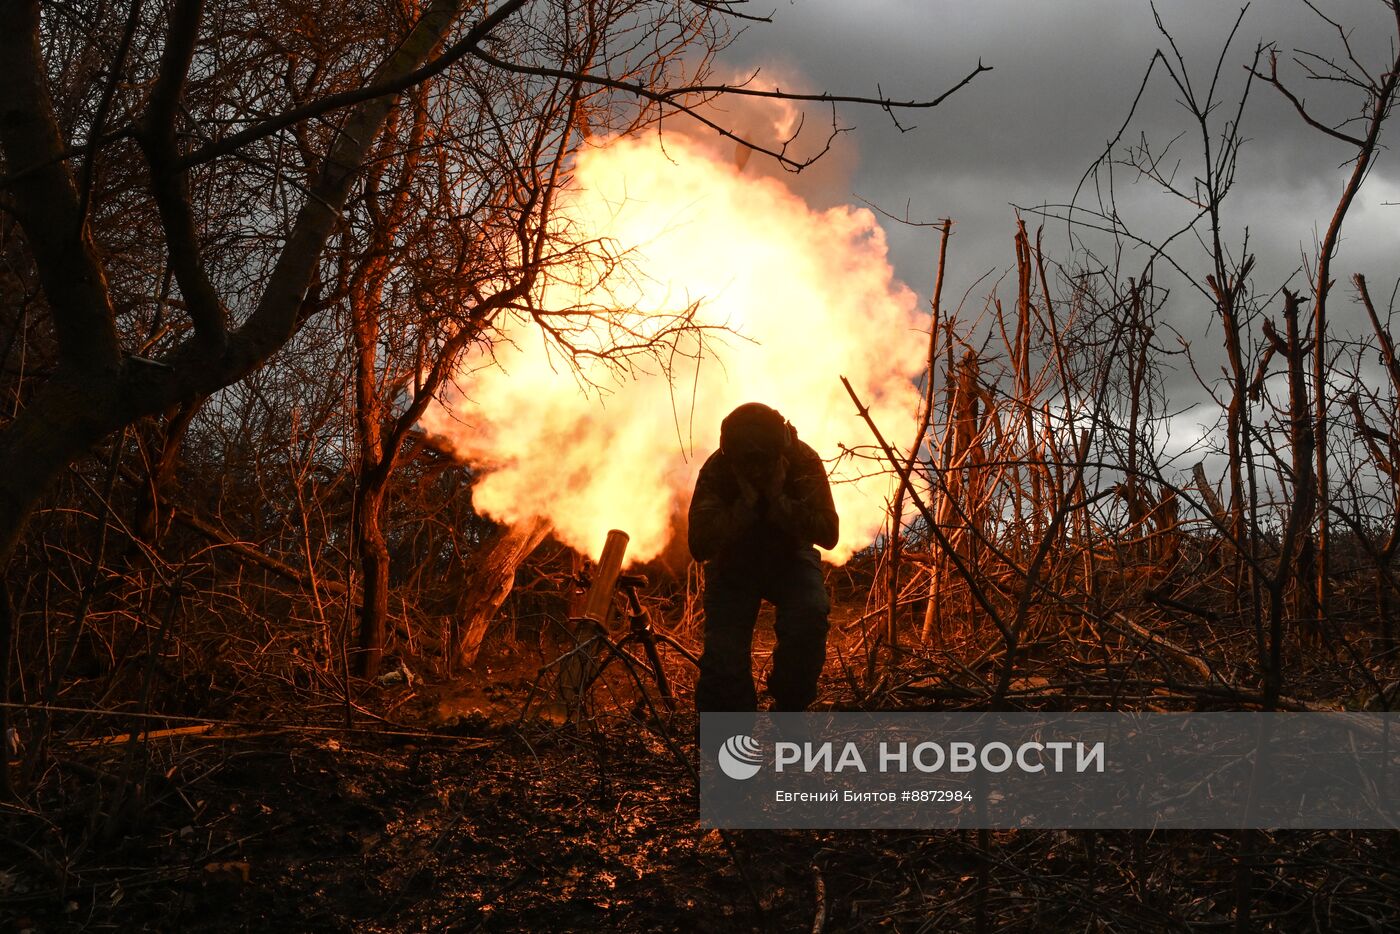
[718,0,1399,302]
[727,1,1391,177]
[709,0,1399,483]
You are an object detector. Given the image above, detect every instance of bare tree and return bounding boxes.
[1251,0,1400,625]
[0,0,991,751]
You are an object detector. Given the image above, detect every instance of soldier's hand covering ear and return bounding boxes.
[764,444,839,551]
[763,454,789,502]
[734,471,761,509]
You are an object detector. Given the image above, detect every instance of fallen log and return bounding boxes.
[70,723,214,746]
[1114,614,1215,683]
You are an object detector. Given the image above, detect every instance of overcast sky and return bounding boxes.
[721,0,1398,293]
[709,0,1399,467]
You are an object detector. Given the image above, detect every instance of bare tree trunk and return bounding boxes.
[133,398,203,544]
[350,233,392,678]
[886,220,950,656]
[353,479,394,677]
[1258,25,1400,632]
[921,350,983,642]
[1356,274,1400,657]
[1263,292,1315,709]
[0,0,472,567]
[921,322,960,645]
[345,84,429,679]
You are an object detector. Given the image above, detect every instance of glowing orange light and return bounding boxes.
[421,125,927,565]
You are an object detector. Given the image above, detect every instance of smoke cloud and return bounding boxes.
[421,120,928,565]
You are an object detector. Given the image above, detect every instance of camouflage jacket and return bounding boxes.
[687,438,839,563]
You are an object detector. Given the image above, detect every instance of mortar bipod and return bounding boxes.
[580,572,700,716]
[615,573,679,711]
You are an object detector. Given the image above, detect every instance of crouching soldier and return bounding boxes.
[688,402,839,712]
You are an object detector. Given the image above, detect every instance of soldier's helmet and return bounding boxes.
[720,402,791,461]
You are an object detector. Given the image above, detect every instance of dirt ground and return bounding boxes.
[5,651,1400,932]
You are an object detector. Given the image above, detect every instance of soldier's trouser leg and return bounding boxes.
[766,550,831,711]
[696,565,762,712]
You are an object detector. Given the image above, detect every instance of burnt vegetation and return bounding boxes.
[2,0,1400,931]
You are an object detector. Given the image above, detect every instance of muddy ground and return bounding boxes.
[6,602,1400,933]
[5,663,1400,932]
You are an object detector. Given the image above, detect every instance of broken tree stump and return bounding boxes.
[453,516,551,670]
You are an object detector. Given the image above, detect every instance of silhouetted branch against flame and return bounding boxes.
[0,3,991,186]
[468,46,992,172]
